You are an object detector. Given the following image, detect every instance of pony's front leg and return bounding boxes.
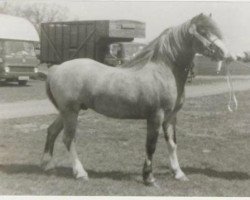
[143,111,164,186]
[163,118,188,181]
[62,111,88,180]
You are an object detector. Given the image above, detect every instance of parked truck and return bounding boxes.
[40,20,145,66]
[0,14,40,85]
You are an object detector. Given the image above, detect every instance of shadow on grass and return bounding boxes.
[87,169,138,181]
[0,164,140,181]
[0,164,72,179]
[2,164,248,181]
[183,166,250,180]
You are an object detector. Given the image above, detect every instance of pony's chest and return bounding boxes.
[158,78,178,109]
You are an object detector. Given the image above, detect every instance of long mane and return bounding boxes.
[121,20,192,69]
[121,14,222,69]
[121,30,169,68]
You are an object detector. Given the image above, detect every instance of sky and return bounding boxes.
[5,0,250,54]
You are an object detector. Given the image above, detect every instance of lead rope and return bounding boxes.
[225,62,238,112]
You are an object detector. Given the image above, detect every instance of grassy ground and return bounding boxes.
[0,90,249,196]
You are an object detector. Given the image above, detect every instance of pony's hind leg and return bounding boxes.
[41,115,63,170]
[143,110,164,186]
[62,111,88,180]
[163,117,188,181]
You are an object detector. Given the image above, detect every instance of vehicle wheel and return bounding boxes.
[18,80,28,86]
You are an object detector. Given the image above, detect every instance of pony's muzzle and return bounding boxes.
[212,39,229,60]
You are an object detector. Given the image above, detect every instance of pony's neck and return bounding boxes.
[152,20,195,98]
[153,20,195,69]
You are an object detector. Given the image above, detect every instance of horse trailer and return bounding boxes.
[40,20,145,65]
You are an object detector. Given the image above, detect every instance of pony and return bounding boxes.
[41,13,231,185]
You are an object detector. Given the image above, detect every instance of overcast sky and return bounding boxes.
[7,0,250,53]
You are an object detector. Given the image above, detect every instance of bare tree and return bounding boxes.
[1,2,69,34]
[0,1,11,14]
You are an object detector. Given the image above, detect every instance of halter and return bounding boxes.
[196,33,218,54]
[189,24,220,57]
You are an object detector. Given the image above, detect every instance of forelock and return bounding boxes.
[192,14,223,39]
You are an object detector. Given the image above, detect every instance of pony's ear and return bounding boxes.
[194,13,204,20]
[189,24,197,35]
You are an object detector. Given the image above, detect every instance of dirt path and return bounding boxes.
[1,79,250,120]
[186,79,250,97]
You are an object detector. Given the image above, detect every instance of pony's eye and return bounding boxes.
[199,30,209,37]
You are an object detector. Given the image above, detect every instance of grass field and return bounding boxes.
[0,90,250,196]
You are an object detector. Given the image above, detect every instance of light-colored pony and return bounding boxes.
[41,14,230,185]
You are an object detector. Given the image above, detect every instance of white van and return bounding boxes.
[0,14,40,85]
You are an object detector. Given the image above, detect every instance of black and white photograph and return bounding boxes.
[0,0,250,197]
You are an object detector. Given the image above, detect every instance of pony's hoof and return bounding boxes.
[41,160,56,171]
[144,180,155,186]
[143,174,156,186]
[40,161,48,170]
[76,175,89,181]
[175,174,189,181]
[73,171,89,181]
[41,153,55,171]
[144,180,160,188]
[75,174,89,181]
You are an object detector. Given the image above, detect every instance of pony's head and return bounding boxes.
[189,13,229,61]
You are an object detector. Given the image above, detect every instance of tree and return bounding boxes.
[0,1,10,14]
[0,2,69,34]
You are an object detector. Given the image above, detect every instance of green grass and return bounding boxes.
[0,90,249,196]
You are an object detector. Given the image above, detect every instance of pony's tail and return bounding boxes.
[46,80,59,110]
